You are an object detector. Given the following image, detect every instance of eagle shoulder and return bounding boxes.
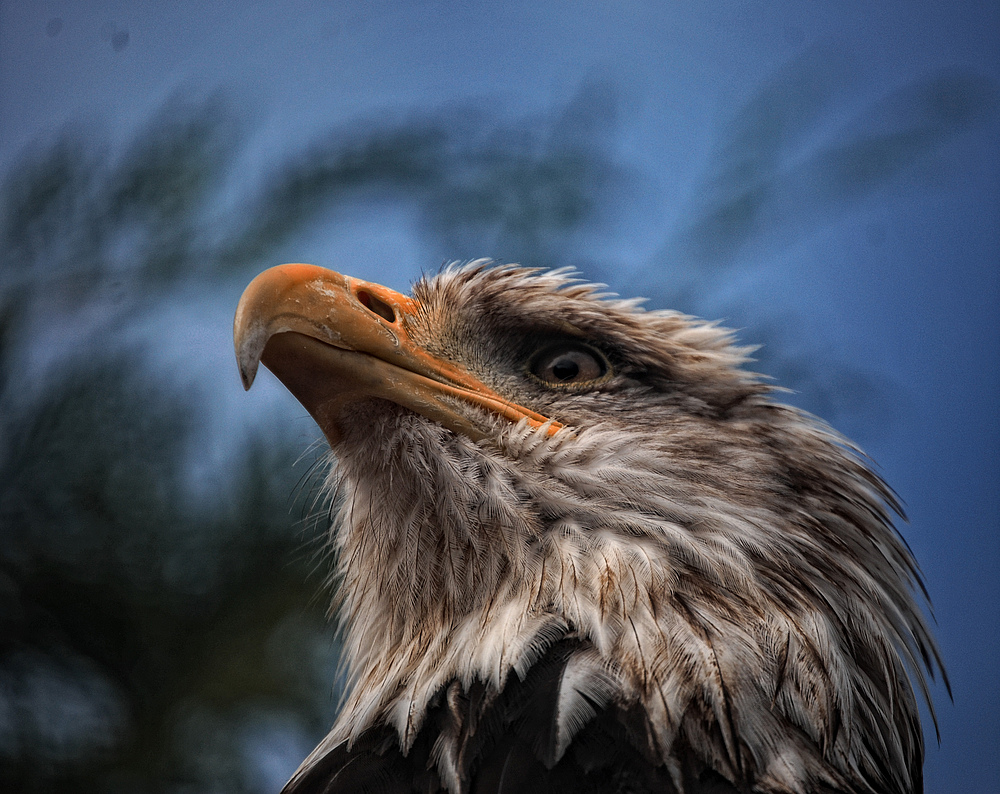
[282,638,744,794]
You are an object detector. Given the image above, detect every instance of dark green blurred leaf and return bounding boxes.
[0,85,623,792]
[663,55,998,270]
[0,355,335,792]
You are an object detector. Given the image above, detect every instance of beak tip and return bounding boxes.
[236,347,261,391]
[235,335,261,392]
[234,307,266,392]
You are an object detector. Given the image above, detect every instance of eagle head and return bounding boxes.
[234,261,942,794]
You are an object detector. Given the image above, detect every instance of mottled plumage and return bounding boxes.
[234,261,943,794]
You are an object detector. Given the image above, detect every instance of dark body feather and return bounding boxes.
[286,639,742,794]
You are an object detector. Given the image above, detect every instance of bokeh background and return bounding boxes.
[1,2,997,792]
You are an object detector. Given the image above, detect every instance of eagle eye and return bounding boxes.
[528,343,609,386]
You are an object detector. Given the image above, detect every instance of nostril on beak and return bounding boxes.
[356,289,396,324]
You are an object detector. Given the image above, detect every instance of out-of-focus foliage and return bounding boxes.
[630,45,997,428]
[653,45,997,276]
[0,356,334,793]
[220,79,623,271]
[0,85,626,793]
[0,53,993,792]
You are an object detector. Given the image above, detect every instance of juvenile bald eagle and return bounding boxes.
[234,261,942,794]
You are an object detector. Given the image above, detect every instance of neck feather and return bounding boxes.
[322,410,932,794]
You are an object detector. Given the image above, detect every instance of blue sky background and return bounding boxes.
[1,1,997,791]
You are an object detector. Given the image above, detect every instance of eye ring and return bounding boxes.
[527,342,611,388]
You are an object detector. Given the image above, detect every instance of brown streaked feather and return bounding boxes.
[236,261,944,794]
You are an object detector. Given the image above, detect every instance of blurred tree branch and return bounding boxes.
[0,83,626,793]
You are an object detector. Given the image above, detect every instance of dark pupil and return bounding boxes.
[551,356,580,381]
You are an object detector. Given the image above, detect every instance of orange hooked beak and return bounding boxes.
[233,264,561,444]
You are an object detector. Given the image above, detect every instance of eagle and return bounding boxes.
[233,261,942,794]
